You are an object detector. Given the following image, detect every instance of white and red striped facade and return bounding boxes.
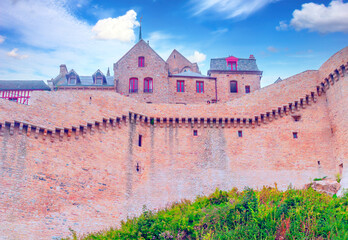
[0,90,33,105]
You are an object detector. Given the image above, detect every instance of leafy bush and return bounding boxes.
[67,187,348,240]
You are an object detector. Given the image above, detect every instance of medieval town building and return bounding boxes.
[0,30,347,239]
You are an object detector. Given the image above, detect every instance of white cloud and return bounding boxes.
[7,48,28,59]
[148,31,173,45]
[92,10,139,42]
[276,21,288,31]
[0,0,136,79]
[0,35,5,44]
[188,51,206,63]
[190,0,278,19]
[212,28,228,35]
[267,46,278,53]
[290,0,348,33]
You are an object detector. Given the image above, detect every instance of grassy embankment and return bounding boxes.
[68,186,348,239]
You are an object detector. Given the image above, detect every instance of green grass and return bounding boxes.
[313,176,328,181]
[67,186,348,240]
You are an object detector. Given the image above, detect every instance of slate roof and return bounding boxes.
[57,76,114,86]
[0,80,51,91]
[275,77,282,83]
[171,70,211,78]
[210,58,260,72]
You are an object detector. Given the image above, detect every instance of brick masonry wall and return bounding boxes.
[0,47,347,239]
[209,72,261,102]
[114,40,170,103]
[166,49,200,74]
[168,76,216,104]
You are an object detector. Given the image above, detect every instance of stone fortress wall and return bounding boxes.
[0,47,347,239]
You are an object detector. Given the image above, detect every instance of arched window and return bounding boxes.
[138,56,145,67]
[129,78,138,93]
[230,81,238,93]
[144,77,153,93]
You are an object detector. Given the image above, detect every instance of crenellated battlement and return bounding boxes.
[0,62,345,145]
[0,60,346,143]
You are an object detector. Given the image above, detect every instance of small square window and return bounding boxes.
[193,130,198,136]
[238,130,243,137]
[245,85,250,93]
[293,132,298,139]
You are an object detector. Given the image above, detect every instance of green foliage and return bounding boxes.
[71,187,348,240]
[336,173,342,183]
[313,176,327,181]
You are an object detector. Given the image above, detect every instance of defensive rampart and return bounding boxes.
[0,48,347,239]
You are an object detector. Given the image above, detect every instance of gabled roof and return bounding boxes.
[210,57,260,72]
[115,39,166,65]
[57,76,114,86]
[92,69,104,77]
[0,80,50,91]
[275,77,282,83]
[167,49,193,64]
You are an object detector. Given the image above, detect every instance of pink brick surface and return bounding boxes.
[0,47,347,239]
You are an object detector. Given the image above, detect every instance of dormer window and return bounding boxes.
[226,56,238,71]
[68,76,76,85]
[138,56,145,67]
[95,76,103,85]
[228,62,237,70]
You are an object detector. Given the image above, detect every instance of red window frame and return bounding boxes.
[177,80,185,92]
[138,56,145,67]
[228,62,237,70]
[129,78,138,93]
[1,90,32,105]
[238,130,243,137]
[230,80,238,93]
[196,81,204,93]
[245,85,250,93]
[144,77,153,93]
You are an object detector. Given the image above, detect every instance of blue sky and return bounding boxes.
[0,0,347,87]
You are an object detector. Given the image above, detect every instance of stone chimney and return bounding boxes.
[60,64,68,75]
[249,54,255,59]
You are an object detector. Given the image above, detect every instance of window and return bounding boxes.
[9,97,18,102]
[196,81,204,93]
[238,130,243,137]
[193,130,198,136]
[95,76,103,85]
[293,132,298,139]
[138,134,142,147]
[68,76,76,85]
[177,80,185,92]
[228,62,237,70]
[138,56,145,67]
[144,77,153,93]
[129,78,138,93]
[230,81,238,93]
[245,85,250,93]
